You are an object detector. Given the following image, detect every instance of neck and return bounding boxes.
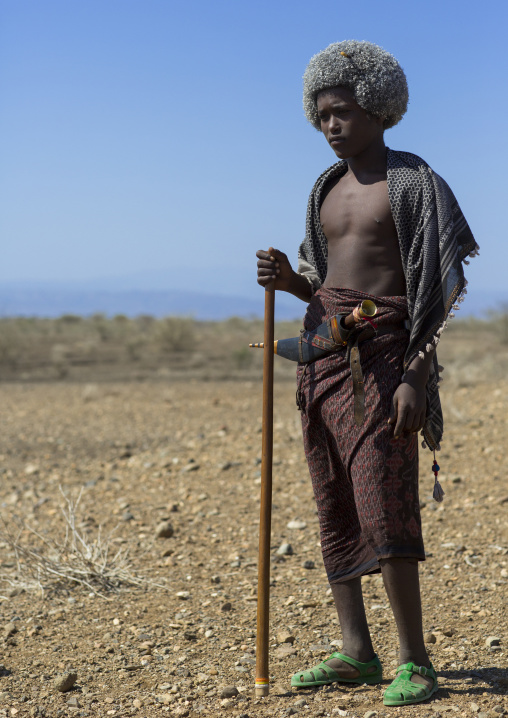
[346,138,387,179]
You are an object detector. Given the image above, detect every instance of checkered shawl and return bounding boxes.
[297,148,479,450]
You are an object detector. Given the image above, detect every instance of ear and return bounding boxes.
[367,113,385,127]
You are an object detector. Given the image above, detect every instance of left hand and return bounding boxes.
[388,374,427,439]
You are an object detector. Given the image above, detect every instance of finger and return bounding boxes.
[387,395,397,424]
[257,275,276,286]
[256,249,272,261]
[269,248,288,263]
[414,409,426,433]
[257,259,279,270]
[257,264,278,281]
[404,411,419,434]
[409,411,422,433]
[393,407,408,439]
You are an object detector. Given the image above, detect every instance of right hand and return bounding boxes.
[256,247,294,291]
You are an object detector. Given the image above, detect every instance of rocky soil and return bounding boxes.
[0,370,506,717]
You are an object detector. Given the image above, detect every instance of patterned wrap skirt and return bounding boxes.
[298,287,425,584]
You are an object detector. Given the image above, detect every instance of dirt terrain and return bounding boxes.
[0,323,506,717]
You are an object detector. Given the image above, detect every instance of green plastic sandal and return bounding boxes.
[291,652,382,688]
[383,662,438,706]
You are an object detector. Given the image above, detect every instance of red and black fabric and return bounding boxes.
[298,287,425,584]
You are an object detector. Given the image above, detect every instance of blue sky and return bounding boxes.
[0,0,507,306]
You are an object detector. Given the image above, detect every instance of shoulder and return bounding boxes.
[309,160,348,196]
[387,148,432,173]
[388,148,456,201]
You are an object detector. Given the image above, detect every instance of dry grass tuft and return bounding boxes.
[0,488,165,599]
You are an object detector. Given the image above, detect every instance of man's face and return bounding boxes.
[317,86,384,159]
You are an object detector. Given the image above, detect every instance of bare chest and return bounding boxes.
[319,175,396,240]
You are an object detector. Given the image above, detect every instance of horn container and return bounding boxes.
[249,301,377,363]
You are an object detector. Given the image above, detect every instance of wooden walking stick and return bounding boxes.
[255,268,275,698]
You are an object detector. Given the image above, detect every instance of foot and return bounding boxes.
[291,652,382,688]
[322,652,378,680]
[398,654,433,689]
[383,662,438,706]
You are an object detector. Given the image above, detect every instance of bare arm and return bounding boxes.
[256,248,313,302]
[388,349,435,438]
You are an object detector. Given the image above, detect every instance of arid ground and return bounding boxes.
[0,316,506,717]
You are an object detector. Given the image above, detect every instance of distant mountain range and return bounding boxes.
[0,282,505,321]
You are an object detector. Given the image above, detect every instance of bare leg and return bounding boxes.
[324,577,377,678]
[379,557,432,687]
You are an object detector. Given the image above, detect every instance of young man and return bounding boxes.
[256,41,478,706]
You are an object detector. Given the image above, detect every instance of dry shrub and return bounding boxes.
[0,320,26,369]
[155,316,195,353]
[0,488,165,599]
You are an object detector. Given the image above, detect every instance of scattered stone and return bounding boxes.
[53,671,78,692]
[275,644,297,659]
[277,631,295,645]
[294,698,307,708]
[3,623,18,640]
[183,630,197,641]
[220,685,238,699]
[156,694,173,705]
[204,629,213,638]
[302,560,315,569]
[176,591,190,600]
[155,521,174,539]
[210,575,221,584]
[364,711,378,718]
[182,463,200,472]
[442,628,454,637]
[277,543,293,556]
[122,511,135,521]
[470,703,480,713]
[287,520,306,530]
[221,602,232,612]
[24,463,39,475]
[485,636,501,648]
[133,698,144,708]
[66,696,80,708]
[425,632,437,644]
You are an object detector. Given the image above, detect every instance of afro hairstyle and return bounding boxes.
[303,40,408,130]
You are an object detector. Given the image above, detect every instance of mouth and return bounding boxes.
[329,136,345,146]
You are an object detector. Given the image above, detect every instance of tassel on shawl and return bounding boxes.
[432,451,445,502]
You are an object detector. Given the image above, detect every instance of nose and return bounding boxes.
[328,114,341,133]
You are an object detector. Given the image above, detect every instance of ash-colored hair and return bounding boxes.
[303,40,408,130]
